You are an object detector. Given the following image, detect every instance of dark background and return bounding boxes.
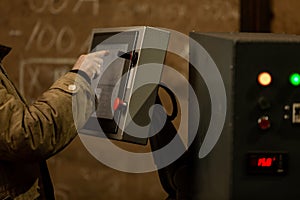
[0,0,299,199]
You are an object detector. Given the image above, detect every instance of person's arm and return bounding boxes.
[0,51,108,162]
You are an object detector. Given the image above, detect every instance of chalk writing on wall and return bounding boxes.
[25,20,78,54]
[19,0,98,101]
[28,0,100,15]
[19,58,76,102]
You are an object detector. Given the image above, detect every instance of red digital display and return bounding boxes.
[246,152,288,175]
[257,157,276,167]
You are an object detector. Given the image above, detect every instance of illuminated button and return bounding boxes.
[113,98,127,111]
[289,73,300,86]
[257,72,272,86]
[258,116,271,130]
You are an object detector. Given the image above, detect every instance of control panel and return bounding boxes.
[189,32,300,199]
[79,26,169,145]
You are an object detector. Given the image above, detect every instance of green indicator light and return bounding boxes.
[290,73,300,86]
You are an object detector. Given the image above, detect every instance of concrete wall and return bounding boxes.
[272,0,300,34]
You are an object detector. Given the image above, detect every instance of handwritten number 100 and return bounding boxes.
[25,20,76,54]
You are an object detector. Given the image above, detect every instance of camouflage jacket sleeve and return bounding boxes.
[0,72,94,162]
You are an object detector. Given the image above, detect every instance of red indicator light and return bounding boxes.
[258,116,271,130]
[258,72,272,86]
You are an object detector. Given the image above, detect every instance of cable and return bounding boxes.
[158,83,178,121]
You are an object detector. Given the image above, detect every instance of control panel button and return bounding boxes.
[258,116,271,130]
[113,97,127,111]
[258,96,271,110]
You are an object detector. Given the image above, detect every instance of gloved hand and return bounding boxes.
[72,50,109,80]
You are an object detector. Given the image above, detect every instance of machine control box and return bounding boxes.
[80,26,169,145]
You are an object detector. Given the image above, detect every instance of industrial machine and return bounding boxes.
[79,28,300,199]
[187,32,300,199]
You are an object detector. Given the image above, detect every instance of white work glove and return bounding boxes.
[72,50,109,80]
